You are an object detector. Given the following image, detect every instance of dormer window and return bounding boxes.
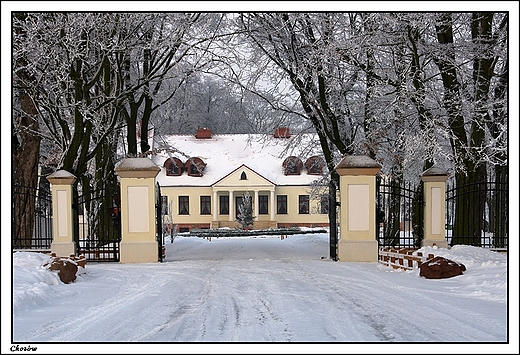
[283,156,303,175]
[305,156,325,175]
[186,157,206,177]
[164,157,184,176]
[240,171,248,180]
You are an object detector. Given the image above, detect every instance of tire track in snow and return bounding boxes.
[22,267,170,341]
[136,247,251,342]
[290,261,504,341]
[280,259,418,341]
[133,260,221,342]
[340,265,506,341]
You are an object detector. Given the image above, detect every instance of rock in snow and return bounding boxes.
[43,257,79,284]
[419,256,466,279]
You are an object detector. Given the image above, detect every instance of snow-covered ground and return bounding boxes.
[4,232,518,354]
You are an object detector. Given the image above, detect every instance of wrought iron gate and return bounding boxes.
[12,183,53,250]
[156,182,164,262]
[328,180,338,261]
[445,175,508,249]
[376,175,424,248]
[74,185,121,261]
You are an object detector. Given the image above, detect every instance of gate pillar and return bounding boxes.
[47,170,77,256]
[421,167,449,248]
[335,155,381,262]
[115,158,160,263]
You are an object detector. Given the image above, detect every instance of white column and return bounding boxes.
[270,190,275,221]
[212,190,218,221]
[229,190,234,221]
[254,190,259,220]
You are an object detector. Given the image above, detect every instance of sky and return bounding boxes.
[4,231,518,354]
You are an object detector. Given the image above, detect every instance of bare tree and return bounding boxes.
[432,13,508,245]
[13,12,508,249]
[12,13,208,246]
[238,13,362,181]
[119,13,216,155]
[12,12,42,247]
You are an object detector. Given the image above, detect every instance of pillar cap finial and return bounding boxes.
[115,158,160,178]
[335,155,381,176]
[421,166,449,182]
[46,170,76,185]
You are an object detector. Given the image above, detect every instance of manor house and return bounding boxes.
[152,128,330,232]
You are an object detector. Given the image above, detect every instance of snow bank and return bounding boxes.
[12,252,61,313]
[416,244,508,302]
[12,252,86,313]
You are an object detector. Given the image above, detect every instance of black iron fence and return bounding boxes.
[14,169,506,259]
[156,182,164,262]
[12,184,53,250]
[74,186,121,261]
[376,175,424,248]
[446,175,508,249]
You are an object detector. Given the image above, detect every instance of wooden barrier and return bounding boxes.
[378,247,434,270]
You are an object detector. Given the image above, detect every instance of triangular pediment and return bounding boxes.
[212,165,275,188]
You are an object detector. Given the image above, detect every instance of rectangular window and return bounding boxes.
[220,195,229,215]
[299,195,309,214]
[179,196,189,215]
[259,195,268,214]
[320,195,329,214]
[277,195,287,214]
[200,196,211,215]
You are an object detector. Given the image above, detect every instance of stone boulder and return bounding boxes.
[44,257,78,284]
[419,256,466,279]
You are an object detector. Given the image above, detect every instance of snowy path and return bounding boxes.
[12,235,507,343]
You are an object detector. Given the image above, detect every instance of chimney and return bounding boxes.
[274,127,290,138]
[195,127,212,139]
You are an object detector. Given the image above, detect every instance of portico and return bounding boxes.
[211,165,277,229]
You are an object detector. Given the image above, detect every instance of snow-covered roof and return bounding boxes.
[152,133,326,187]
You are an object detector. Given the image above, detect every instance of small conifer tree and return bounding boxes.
[237,191,254,229]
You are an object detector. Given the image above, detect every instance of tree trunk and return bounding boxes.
[140,95,153,154]
[13,12,41,248]
[363,46,378,160]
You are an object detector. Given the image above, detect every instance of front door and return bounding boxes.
[235,196,243,219]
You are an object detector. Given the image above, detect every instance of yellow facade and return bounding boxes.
[158,164,328,232]
[160,185,329,232]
